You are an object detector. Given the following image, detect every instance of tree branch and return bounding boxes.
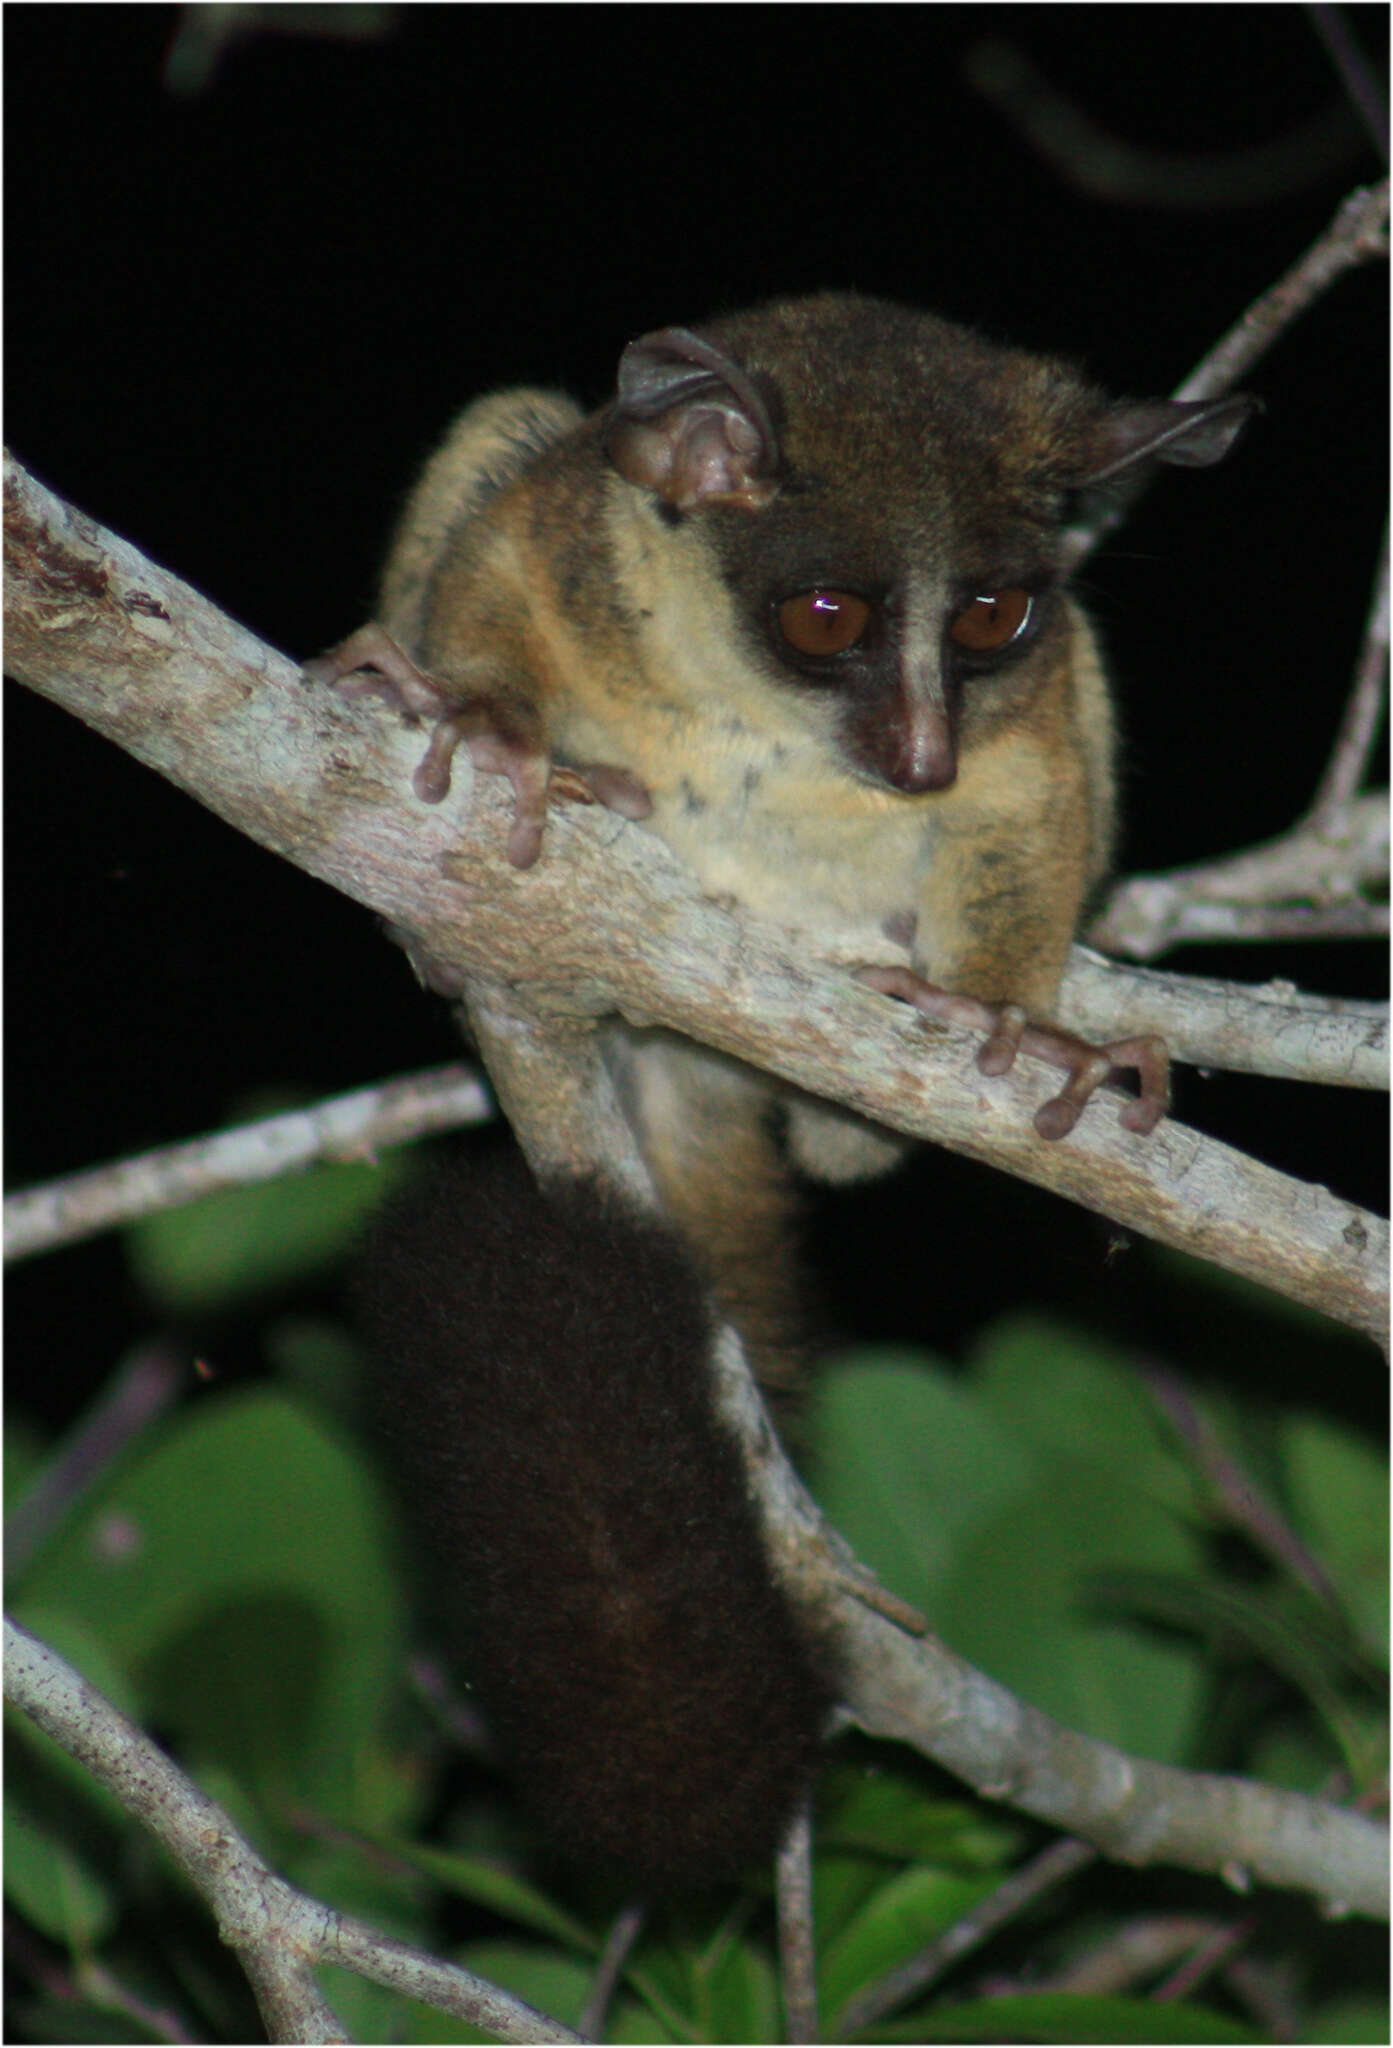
[3,1064,493,1261]
[1309,516,1390,821]
[392,977,1390,1921]
[1063,179,1389,569]
[2,1620,585,2045]
[1087,796,1389,960]
[707,1292,1389,1922]
[1170,178,1389,404]
[5,455,1387,1926]
[6,452,1385,1341]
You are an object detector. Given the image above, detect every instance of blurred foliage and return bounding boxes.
[4,1136,1386,2043]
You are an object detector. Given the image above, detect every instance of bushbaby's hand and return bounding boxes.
[306,624,650,868]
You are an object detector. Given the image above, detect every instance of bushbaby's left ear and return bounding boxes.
[1078,392,1261,484]
[604,325,782,512]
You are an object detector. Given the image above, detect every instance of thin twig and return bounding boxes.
[832,1837,1097,2035]
[963,38,1364,207]
[2,1926,201,2048]
[577,1900,646,2043]
[1307,4,1390,160]
[3,1063,493,1262]
[1066,179,1389,571]
[1309,520,1390,819]
[407,1650,496,1757]
[3,1620,587,2046]
[5,1344,185,1576]
[1086,795,1389,963]
[1138,1363,1341,1604]
[1153,1914,1258,2003]
[1224,1952,1303,2042]
[1174,177,1389,402]
[1043,1913,1229,1994]
[776,1800,820,2044]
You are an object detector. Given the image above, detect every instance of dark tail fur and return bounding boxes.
[356,1146,832,1887]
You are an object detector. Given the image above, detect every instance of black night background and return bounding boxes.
[4,13,1388,2039]
[8,4,1386,1426]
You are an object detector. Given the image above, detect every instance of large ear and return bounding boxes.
[603,326,781,511]
[1077,393,1261,485]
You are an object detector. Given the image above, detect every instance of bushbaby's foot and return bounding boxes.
[856,966,1169,1140]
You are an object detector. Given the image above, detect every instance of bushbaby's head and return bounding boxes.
[602,292,1255,794]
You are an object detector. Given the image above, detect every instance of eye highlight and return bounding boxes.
[948,588,1033,654]
[777,589,872,657]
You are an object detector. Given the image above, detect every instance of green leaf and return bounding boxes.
[814,1333,1207,1757]
[876,1988,1259,2041]
[1282,1413,1389,1660]
[3,1996,156,2045]
[1244,1712,1344,1794]
[383,1840,598,1954]
[811,1352,1035,1613]
[1089,1570,1384,1784]
[3,1783,117,1948]
[311,1966,405,2045]
[812,1851,903,1950]
[13,1386,405,1819]
[972,1315,1193,1516]
[124,1142,407,1313]
[819,1762,1019,1869]
[1302,1993,1392,2043]
[821,1862,996,2021]
[692,1933,779,2045]
[264,1313,363,1418]
[936,1469,1204,1760]
[606,1997,687,2045]
[5,1413,47,1509]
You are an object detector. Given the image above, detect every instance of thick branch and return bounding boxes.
[720,1330,1389,1923]
[6,457,1386,1928]
[5,453,1385,1340]
[433,984,1389,1921]
[6,952,1384,1265]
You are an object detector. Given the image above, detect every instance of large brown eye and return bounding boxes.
[777,589,872,657]
[948,588,1033,654]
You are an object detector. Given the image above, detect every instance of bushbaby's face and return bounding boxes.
[642,295,1102,795]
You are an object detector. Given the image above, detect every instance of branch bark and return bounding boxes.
[4,453,1388,1925]
[1087,797,1389,960]
[425,981,1391,1922]
[5,452,1386,1341]
[3,1065,493,1261]
[3,1620,585,2045]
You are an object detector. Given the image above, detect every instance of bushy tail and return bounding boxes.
[356,1146,832,1887]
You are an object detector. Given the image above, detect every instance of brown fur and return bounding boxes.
[358,1150,834,1886]
[342,293,1252,1879]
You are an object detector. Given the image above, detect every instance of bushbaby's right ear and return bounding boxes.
[604,325,781,512]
